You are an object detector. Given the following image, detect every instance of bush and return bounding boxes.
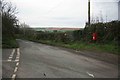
[83,21,120,44]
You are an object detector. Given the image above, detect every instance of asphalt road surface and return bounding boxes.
[2,39,118,78]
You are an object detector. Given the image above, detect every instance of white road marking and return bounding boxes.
[12,74,16,80]
[10,48,20,79]
[14,67,18,73]
[87,72,95,78]
[9,56,13,59]
[7,59,12,62]
[10,55,13,57]
[16,62,19,66]
[7,49,15,61]
[15,59,19,62]
[11,49,15,55]
[17,48,20,53]
[15,48,20,62]
[10,49,15,57]
[16,57,19,59]
[2,60,19,62]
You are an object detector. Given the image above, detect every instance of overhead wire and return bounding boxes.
[42,0,64,16]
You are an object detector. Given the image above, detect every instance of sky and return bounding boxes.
[8,0,119,28]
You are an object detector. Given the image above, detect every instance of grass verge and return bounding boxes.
[2,37,19,48]
[33,40,119,55]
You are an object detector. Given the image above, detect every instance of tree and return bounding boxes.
[1,0,18,36]
[18,23,36,40]
[1,0,19,48]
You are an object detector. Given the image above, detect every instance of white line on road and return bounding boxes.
[9,56,13,59]
[11,49,15,56]
[16,62,19,66]
[25,42,29,43]
[15,59,19,62]
[12,74,16,80]
[7,49,15,61]
[15,48,20,61]
[14,67,18,73]
[2,60,19,62]
[10,55,13,57]
[16,57,19,59]
[11,48,20,79]
[7,59,12,62]
[87,72,95,78]
[17,48,19,51]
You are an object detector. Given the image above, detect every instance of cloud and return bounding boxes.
[8,0,118,28]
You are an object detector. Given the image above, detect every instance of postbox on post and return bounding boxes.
[92,32,97,41]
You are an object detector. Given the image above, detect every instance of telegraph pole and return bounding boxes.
[118,1,120,21]
[88,0,90,27]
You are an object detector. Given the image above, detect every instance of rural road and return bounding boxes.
[2,39,118,78]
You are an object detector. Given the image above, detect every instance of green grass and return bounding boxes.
[2,37,19,48]
[37,40,119,55]
[22,36,119,55]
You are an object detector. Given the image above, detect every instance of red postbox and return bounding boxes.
[92,32,97,41]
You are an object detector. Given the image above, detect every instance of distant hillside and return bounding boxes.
[33,27,83,32]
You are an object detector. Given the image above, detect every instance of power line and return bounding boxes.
[43,0,64,15]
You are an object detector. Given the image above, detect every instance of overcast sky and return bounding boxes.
[8,0,119,28]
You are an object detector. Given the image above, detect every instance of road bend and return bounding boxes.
[14,39,118,78]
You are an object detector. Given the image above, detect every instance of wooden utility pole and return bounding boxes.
[88,0,90,27]
[118,1,120,21]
